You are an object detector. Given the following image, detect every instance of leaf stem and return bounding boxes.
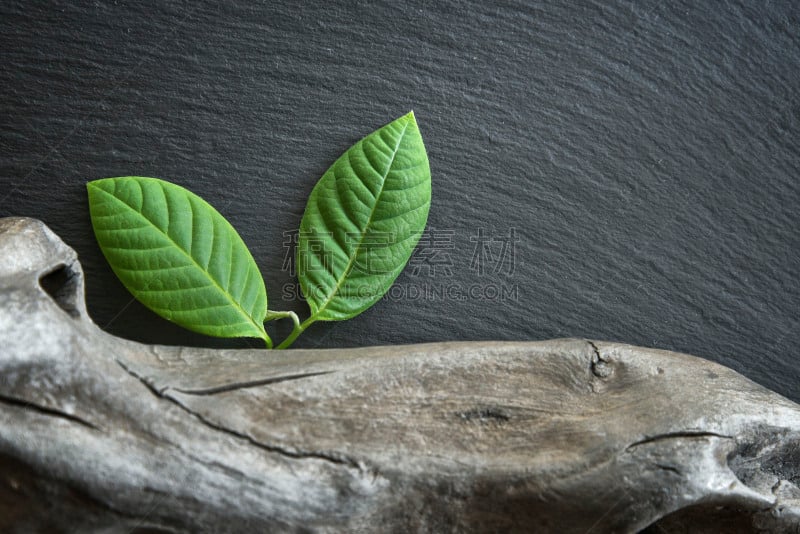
[275,316,316,350]
[265,310,308,349]
[265,309,300,329]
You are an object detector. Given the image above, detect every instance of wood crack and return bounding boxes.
[115,359,369,473]
[172,371,334,395]
[587,340,612,378]
[626,431,734,451]
[0,393,99,431]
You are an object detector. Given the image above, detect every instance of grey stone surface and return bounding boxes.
[0,1,797,404]
[1,217,799,532]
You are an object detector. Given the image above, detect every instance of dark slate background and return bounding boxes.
[1,1,798,402]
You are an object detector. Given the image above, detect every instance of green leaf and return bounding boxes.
[296,111,431,322]
[87,177,271,345]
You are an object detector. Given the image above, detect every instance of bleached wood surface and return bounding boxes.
[1,217,798,533]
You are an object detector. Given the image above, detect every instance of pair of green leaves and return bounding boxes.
[87,112,431,349]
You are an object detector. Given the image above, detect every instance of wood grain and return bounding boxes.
[0,1,797,402]
[1,217,799,532]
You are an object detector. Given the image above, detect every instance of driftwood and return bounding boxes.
[0,216,798,533]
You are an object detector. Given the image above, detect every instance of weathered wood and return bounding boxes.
[1,217,798,533]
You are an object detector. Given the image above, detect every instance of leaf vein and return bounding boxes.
[309,118,411,319]
[91,185,265,338]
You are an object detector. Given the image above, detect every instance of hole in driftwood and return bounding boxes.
[39,263,81,318]
[640,503,756,533]
[456,407,510,424]
[730,428,800,488]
